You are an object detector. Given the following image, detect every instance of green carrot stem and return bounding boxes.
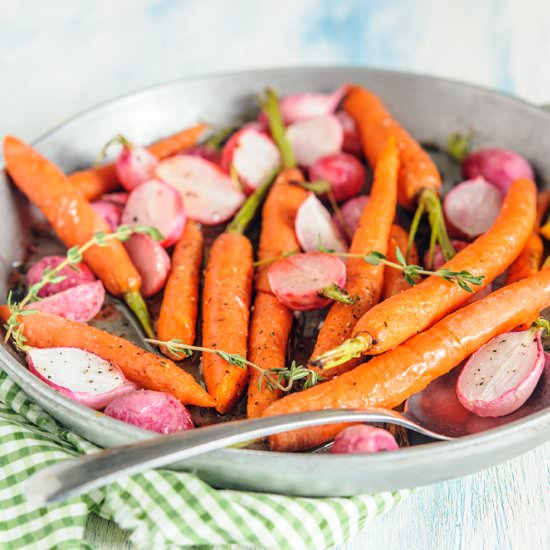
[203,126,235,150]
[310,334,372,369]
[319,283,356,305]
[124,290,155,338]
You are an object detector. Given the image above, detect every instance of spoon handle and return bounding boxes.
[23,408,450,504]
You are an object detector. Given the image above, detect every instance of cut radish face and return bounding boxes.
[116,144,158,192]
[443,178,503,240]
[27,347,136,410]
[104,389,194,434]
[30,281,105,322]
[221,128,281,193]
[267,252,347,311]
[336,111,363,156]
[295,193,347,253]
[124,234,170,297]
[287,115,344,167]
[308,152,366,202]
[457,329,545,417]
[155,155,245,225]
[333,195,369,238]
[27,256,96,298]
[121,179,185,248]
[330,425,399,454]
[184,145,222,165]
[92,200,123,231]
[463,148,534,194]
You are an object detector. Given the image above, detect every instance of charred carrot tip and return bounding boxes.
[311,334,372,369]
[124,290,154,338]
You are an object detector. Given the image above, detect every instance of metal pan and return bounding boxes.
[1,67,549,497]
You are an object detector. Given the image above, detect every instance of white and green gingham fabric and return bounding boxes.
[0,371,410,549]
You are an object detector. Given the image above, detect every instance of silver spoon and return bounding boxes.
[23,408,451,505]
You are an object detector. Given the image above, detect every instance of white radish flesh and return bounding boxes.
[27,256,96,298]
[267,252,347,311]
[457,329,545,417]
[121,179,186,247]
[91,200,123,232]
[155,155,245,225]
[443,178,503,240]
[27,347,136,410]
[30,281,105,322]
[116,144,158,192]
[330,425,399,454]
[333,195,369,238]
[104,389,194,434]
[295,193,347,253]
[124,234,170,297]
[287,115,343,167]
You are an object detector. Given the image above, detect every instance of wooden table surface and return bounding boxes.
[3,1,550,548]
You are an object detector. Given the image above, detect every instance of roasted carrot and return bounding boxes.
[247,168,307,418]
[157,221,203,359]
[3,136,153,337]
[308,138,398,378]
[536,190,550,229]
[265,266,550,451]
[69,123,208,200]
[506,232,543,284]
[382,225,418,299]
[0,308,214,407]
[313,178,536,367]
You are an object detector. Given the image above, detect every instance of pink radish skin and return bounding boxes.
[221,128,281,193]
[333,195,369,238]
[155,155,245,225]
[330,425,399,454]
[184,145,222,165]
[463,148,534,194]
[267,253,347,311]
[27,347,136,410]
[295,193,347,253]
[104,389,194,434]
[29,281,105,322]
[287,115,344,167]
[27,256,96,298]
[124,234,170,297]
[424,240,468,270]
[443,178,503,240]
[457,329,545,417]
[121,179,186,248]
[91,200,123,231]
[308,153,366,202]
[116,144,158,192]
[336,111,363,156]
[100,192,129,206]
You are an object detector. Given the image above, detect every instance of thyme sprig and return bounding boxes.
[5,225,162,351]
[146,339,322,392]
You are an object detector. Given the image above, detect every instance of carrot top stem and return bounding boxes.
[447,132,471,163]
[226,168,279,234]
[319,283,357,305]
[260,88,295,169]
[309,334,372,369]
[203,126,235,150]
[95,133,134,166]
[124,290,155,339]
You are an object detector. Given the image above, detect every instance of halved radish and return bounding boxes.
[100,192,129,206]
[295,193,347,253]
[308,152,366,202]
[29,281,105,322]
[155,155,245,225]
[336,111,363,156]
[267,252,347,311]
[104,389,194,434]
[463,148,534,194]
[333,195,369,238]
[184,145,222,165]
[457,329,545,417]
[92,200,123,231]
[27,347,136,410]
[121,179,185,247]
[124,234,170,297]
[220,128,281,193]
[109,136,158,192]
[443,178,503,240]
[287,115,343,167]
[330,425,399,454]
[27,256,96,298]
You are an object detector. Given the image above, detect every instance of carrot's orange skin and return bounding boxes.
[506,232,543,285]
[70,123,208,200]
[354,178,537,355]
[536,190,550,228]
[202,232,254,414]
[265,267,550,451]
[158,221,203,359]
[309,138,399,376]
[3,137,141,296]
[383,225,418,299]
[247,169,307,418]
[344,85,440,209]
[0,308,214,407]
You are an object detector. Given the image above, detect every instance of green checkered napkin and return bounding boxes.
[0,371,410,550]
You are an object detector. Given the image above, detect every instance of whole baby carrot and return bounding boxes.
[0,308,214,407]
[382,225,418,299]
[3,136,153,337]
[157,221,203,359]
[313,178,536,367]
[265,266,550,451]
[70,123,208,200]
